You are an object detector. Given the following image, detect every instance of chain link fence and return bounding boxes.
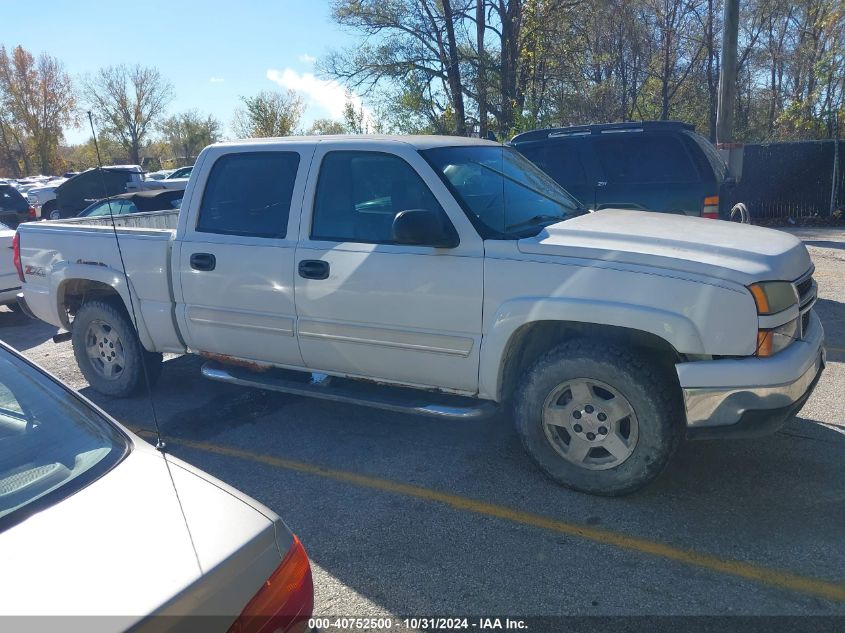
[731,140,844,220]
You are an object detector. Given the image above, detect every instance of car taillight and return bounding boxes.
[702,195,719,219]
[27,206,37,219]
[12,232,24,283]
[228,535,314,633]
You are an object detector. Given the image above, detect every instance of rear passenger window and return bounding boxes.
[311,151,443,243]
[197,152,300,238]
[594,135,698,184]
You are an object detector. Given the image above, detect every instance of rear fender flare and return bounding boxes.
[51,263,155,350]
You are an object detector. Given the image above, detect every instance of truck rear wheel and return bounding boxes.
[72,299,162,397]
[513,339,682,496]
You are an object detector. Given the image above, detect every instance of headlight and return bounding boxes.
[756,317,800,357]
[748,281,797,315]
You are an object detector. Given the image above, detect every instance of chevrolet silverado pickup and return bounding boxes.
[14,136,826,495]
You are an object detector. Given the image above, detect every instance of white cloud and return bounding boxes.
[209,76,225,83]
[298,53,317,65]
[266,68,370,124]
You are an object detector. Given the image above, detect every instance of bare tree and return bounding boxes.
[85,64,174,164]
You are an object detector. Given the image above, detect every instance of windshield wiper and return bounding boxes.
[506,214,568,231]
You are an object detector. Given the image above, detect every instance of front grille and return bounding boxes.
[796,277,813,300]
[793,269,816,339]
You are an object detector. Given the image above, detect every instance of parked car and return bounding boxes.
[0,339,314,630]
[510,121,739,220]
[16,136,824,495]
[168,165,194,179]
[25,178,67,217]
[48,166,146,219]
[0,222,21,311]
[0,184,35,228]
[76,189,184,218]
[145,169,176,181]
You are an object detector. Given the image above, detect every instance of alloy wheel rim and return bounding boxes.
[84,319,126,380]
[542,378,639,471]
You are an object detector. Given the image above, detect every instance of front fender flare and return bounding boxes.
[478,297,704,401]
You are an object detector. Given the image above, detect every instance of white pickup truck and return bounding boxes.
[15,136,825,495]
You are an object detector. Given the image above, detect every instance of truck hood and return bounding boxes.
[518,209,812,285]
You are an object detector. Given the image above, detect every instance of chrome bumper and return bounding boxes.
[677,311,825,437]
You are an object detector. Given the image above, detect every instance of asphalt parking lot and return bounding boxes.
[1,227,844,624]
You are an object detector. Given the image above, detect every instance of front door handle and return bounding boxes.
[190,252,216,271]
[298,259,330,280]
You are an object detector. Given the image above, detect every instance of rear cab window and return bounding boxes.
[196,152,301,238]
[593,134,700,184]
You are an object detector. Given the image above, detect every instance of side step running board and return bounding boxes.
[201,361,499,421]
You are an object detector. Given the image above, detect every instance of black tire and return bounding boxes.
[513,339,682,496]
[41,200,57,219]
[6,302,22,312]
[71,299,162,397]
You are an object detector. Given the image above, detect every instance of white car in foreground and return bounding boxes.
[0,341,313,631]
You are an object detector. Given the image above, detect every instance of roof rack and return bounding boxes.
[510,120,696,144]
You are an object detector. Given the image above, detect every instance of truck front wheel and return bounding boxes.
[72,300,163,397]
[513,339,682,496]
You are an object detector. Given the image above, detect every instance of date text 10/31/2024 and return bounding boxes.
[308,618,529,630]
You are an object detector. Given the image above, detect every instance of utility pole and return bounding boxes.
[716,0,739,144]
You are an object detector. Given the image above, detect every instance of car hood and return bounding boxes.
[0,443,281,624]
[518,209,812,285]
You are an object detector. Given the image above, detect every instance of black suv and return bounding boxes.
[510,121,735,220]
[0,184,33,228]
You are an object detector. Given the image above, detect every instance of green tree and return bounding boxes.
[160,110,221,163]
[307,118,348,135]
[0,45,77,175]
[232,90,305,138]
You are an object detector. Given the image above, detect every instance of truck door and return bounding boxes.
[293,143,484,393]
[174,145,314,366]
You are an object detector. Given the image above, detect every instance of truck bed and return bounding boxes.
[47,209,179,231]
[17,211,183,353]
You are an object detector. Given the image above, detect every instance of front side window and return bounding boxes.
[197,152,300,238]
[423,145,584,238]
[311,151,445,244]
[0,349,127,531]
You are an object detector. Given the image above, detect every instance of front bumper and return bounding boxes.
[677,310,825,439]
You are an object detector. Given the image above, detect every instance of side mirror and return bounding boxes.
[392,209,459,248]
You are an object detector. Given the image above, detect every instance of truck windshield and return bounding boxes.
[422,145,585,238]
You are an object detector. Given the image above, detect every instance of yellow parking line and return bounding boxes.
[137,430,845,603]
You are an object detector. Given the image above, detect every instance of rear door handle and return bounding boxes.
[298,259,330,280]
[190,252,216,271]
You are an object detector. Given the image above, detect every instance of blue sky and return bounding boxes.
[3,0,361,143]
